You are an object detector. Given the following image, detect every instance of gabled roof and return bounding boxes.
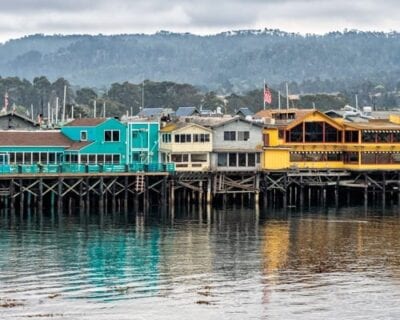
[160,121,212,133]
[175,106,200,117]
[0,131,73,147]
[64,118,107,127]
[236,108,253,117]
[191,116,264,128]
[285,110,343,130]
[0,112,38,126]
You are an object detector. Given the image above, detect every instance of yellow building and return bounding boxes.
[263,110,400,170]
[159,122,213,171]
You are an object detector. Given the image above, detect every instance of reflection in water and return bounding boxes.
[1,207,400,319]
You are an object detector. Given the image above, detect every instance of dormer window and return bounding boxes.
[80,130,87,141]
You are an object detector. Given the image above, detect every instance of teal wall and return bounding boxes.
[61,118,127,164]
[127,122,159,164]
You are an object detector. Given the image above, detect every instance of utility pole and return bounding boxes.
[62,85,66,123]
[286,82,289,110]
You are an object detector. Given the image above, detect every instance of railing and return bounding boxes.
[0,162,176,175]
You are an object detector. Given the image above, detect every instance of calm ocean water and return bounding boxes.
[1,205,400,319]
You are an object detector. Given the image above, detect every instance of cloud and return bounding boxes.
[0,0,399,42]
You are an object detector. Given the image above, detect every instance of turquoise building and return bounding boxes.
[0,131,73,173]
[126,121,160,169]
[61,118,127,167]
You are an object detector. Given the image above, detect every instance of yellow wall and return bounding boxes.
[263,148,290,170]
[390,114,400,124]
[263,128,284,147]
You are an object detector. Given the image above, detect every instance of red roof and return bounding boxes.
[67,141,93,151]
[64,118,107,127]
[0,131,73,147]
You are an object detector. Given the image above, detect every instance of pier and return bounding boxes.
[1,169,399,214]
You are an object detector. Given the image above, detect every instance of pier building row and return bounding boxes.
[1,108,400,211]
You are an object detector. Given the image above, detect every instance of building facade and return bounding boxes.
[159,122,212,171]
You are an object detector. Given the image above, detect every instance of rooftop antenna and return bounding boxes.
[71,106,74,119]
[93,100,97,118]
[30,104,34,121]
[130,107,133,117]
[103,101,106,117]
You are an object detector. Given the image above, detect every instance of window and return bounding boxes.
[287,123,303,142]
[256,153,260,164]
[238,131,250,141]
[40,153,47,163]
[343,152,359,163]
[112,154,120,164]
[104,130,120,142]
[174,134,191,143]
[345,131,359,143]
[376,132,391,143]
[105,154,113,163]
[248,153,255,166]
[193,133,210,143]
[305,122,323,142]
[224,131,236,141]
[238,153,246,166]
[16,153,23,164]
[171,154,189,162]
[162,133,171,143]
[97,154,104,163]
[69,154,78,163]
[132,153,140,162]
[9,152,15,164]
[0,154,8,165]
[31,153,38,163]
[362,131,375,143]
[325,124,340,142]
[228,153,237,167]
[191,154,207,162]
[89,155,96,163]
[81,155,88,164]
[49,153,56,163]
[25,153,32,164]
[218,153,227,166]
[80,130,87,141]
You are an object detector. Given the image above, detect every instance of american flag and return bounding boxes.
[264,84,272,104]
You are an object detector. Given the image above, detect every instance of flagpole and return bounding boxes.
[263,79,266,110]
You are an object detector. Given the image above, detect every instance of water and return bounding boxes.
[1,206,400,319]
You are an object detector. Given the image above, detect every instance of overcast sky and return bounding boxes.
[0,0,399,43]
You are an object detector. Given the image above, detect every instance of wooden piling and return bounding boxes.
[57,177,63,213]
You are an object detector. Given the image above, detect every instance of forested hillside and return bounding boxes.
[1,30,400,93]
